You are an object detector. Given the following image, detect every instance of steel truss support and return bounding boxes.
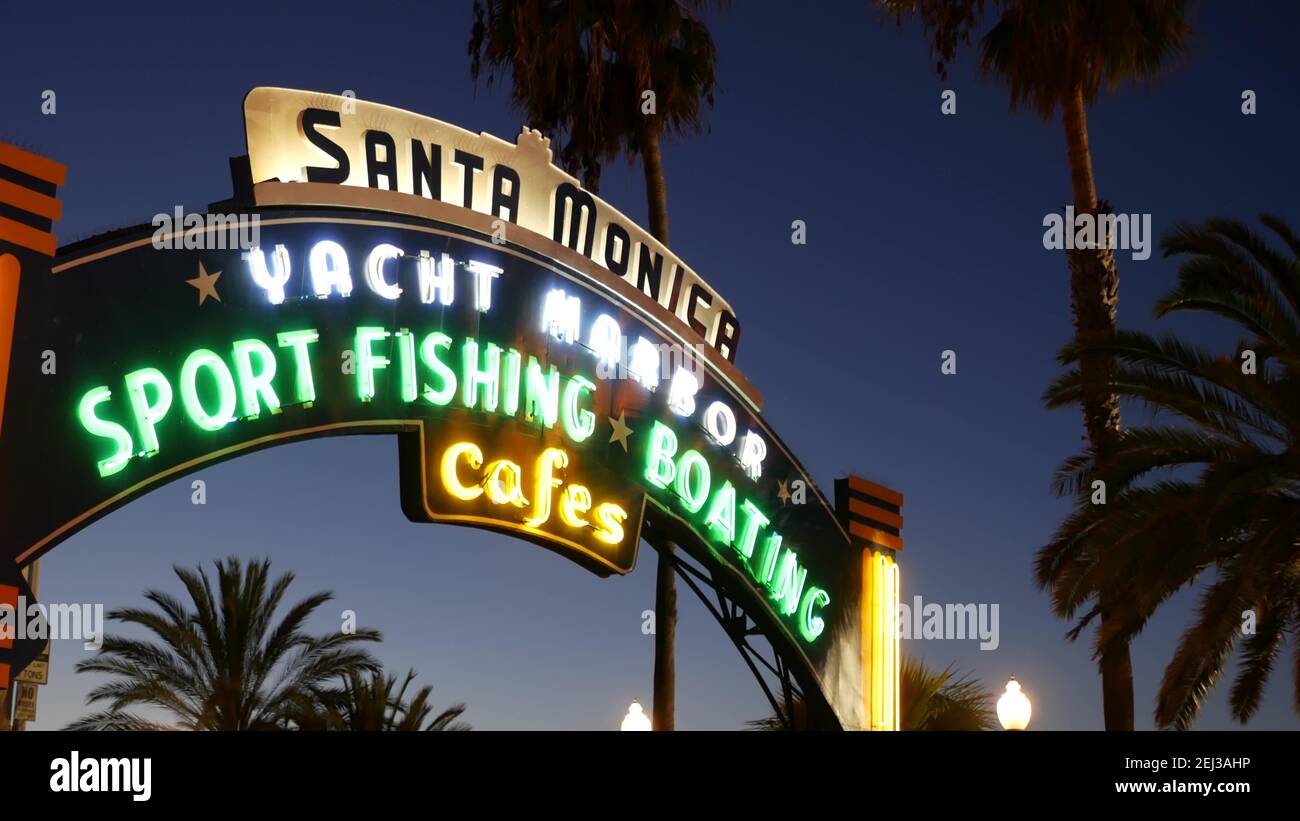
[667,548,810,730]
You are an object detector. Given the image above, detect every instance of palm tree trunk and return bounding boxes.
[641,125,670,244]
[1062,84,1134,731]
[652,544,676,731]
[641,122,676,731]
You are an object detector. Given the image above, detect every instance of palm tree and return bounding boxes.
[469,0,723,233]
[1042,214,1300,728]
[284,668,469,731]
[470,0,725,731]
[66,557,381,730]
[879,0,1193,730]
[747,657,996,730]
[900,657,998,730]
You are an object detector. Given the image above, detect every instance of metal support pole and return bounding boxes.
[651,542,676,731]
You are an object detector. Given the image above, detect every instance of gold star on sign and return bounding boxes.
[608,411,633,452]
[187,261,222,305]
[777,480,791,505]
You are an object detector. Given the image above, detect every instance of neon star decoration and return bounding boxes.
[777,479,791,505]
[187,262,222,305]
[608,411,633,452]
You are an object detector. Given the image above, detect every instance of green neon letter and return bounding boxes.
[355,327,391,402]
[560,375,596,443]
[502,348,522,416]
[276,329,319,404]
[78,386,134,477]
[180,349,237,431]
[396,329,418,403]
[799,587,830,642]
[735,499,770,560]
[232,338,281,418]
[755,533,783,585]
[419,332,457,406]
[123,368,173,457]
[461,337,501,412]
[703,481,737,544]
[769,549,807,616]
[644,421,678,489]
[673,450,710,513]
[523,356,558,427]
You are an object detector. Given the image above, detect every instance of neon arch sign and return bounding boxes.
[0,90,904,729]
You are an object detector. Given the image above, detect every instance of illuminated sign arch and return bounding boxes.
[0,91,903,729]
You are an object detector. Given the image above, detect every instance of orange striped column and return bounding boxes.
[0,141,66,441]
[0,142,64,703]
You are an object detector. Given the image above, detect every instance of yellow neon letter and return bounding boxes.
[484,459,528,507]
[559,484,593,528]
[525,447,568,527]
[593,503,628,545]
[440,442,484,500]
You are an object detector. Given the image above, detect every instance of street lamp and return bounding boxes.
[620,699,652,731]
[996,677,1032,730]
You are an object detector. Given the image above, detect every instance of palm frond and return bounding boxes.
[71,557,380,731]
[1037,214,1300,728]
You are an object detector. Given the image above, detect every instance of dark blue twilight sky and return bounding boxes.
[3,0,1297,730]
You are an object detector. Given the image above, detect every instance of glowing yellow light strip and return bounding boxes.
[864,550,900,731]
[861,549,869,729]
[871,552,881,730]
[892,558,901,731]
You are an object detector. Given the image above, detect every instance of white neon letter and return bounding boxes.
[587,314,622,370]
[417,251,455,306]
[541,288,581,343]
[628,337,661,391]
[365,243,404,301]
[739,430,767,481]
[309,240,353,298]
[468,260,502,313]
[246,244,291,305]
[704,401,736,446]
[667,367,699,417]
